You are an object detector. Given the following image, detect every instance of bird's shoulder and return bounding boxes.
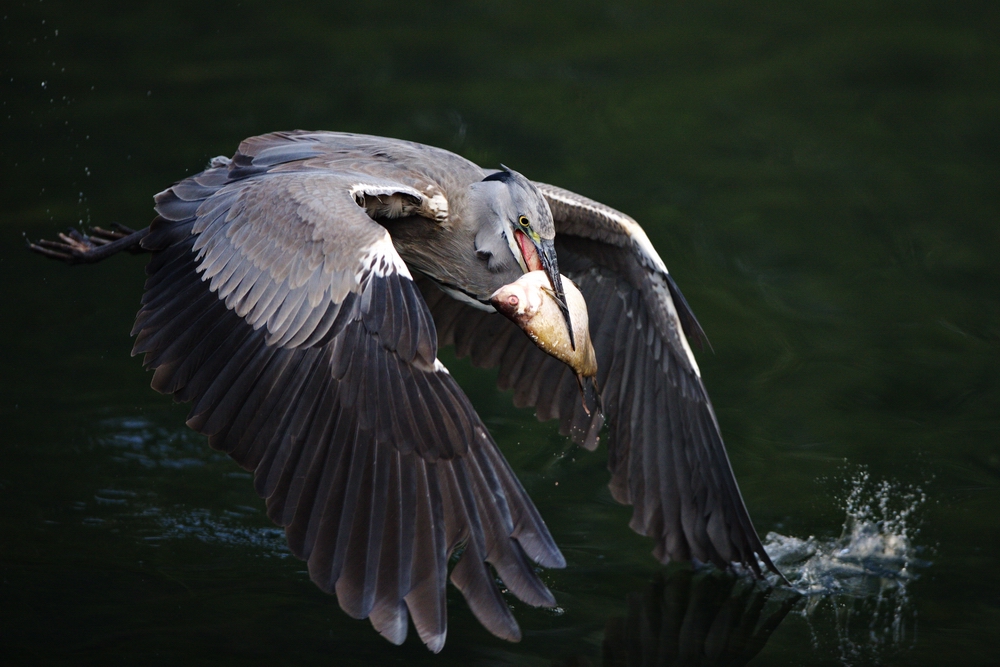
[533,181,708,370]
[236,130,487,195]
[533,182,668,272]
[149,131,492,312]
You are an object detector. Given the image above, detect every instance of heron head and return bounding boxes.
[471,167,573,347]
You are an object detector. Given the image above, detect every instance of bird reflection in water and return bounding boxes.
[557,566,800,667]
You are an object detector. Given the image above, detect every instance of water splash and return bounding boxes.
[763,468,929,665]
[766,469,927,594]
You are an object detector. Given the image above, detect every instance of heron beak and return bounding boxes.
[536,238,575,351]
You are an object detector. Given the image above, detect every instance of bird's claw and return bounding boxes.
[27,230,99,264]
[27,224,146,264]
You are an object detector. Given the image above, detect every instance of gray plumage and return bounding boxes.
[31,130,780,652]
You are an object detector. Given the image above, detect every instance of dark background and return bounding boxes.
[2,1,999,665]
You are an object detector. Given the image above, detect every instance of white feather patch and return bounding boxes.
[679,332,701,377]
[424,191,449,221]
[349,182,424,201]
[355,232,412,281]
[543,189,669,274]
[649,273,701,377]
[545,186,703,375]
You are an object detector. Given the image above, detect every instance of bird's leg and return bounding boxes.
[27,224,150,264]
[576,374,602,418]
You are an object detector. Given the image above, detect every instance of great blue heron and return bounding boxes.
[30,130,780,652]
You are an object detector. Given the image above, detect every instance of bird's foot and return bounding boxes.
[27,224,148,264]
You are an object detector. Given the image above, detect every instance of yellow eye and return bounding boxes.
[518,215,530,227]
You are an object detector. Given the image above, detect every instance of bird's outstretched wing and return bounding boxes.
[425,181,778,577]
[132,132,564,652]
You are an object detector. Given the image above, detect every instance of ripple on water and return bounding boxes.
[138,506,289,557]
[95,416,219,469]
[81,416,288,558]
[763,468,929,665]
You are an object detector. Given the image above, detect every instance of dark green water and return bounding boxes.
[3,1,999,665]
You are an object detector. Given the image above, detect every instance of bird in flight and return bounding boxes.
[30,130,779,652]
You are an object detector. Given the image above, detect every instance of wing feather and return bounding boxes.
[130,132,565,652]
[421,183,779,577]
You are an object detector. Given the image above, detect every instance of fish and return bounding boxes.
[491,271,601,416]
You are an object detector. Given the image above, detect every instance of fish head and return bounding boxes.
[489,271,549,325]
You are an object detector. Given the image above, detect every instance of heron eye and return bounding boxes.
[518,215,530,228]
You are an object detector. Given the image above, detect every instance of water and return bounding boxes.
[766,470,926,596]
[763,469,928,665]
[3,1,1000,665]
